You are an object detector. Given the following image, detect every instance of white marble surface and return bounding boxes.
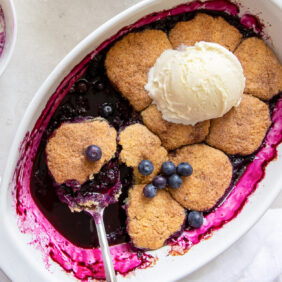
[0,0,281,281]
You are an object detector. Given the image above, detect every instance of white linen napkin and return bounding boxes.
[181,209,282,282]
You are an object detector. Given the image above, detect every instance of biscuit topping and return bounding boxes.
[46,119,117,185]
[118,123,168,184]
[141,104,210,150]
[206,94,271,155]
[169,144,232,211]
[169,13,242,51]
[127,185,186,250]
[234,37,282,100]
[105,30,172,111]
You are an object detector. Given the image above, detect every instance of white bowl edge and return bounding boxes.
[0,0,17,76]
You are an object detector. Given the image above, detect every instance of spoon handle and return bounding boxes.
[95,209,117,282]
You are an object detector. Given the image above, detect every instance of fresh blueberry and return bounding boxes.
[69,86,76,93]
[161,161,176,176]
[76,79,88,93]
[101,103,113,117]
[138,160,154,176]
[177,162,193,177]
[85,145,102,162]
[188,211,204,229]
[96,82,105,91]
[153,175,167,189]
[168,174,182,189]
[92,79,105,91]
[143,184,157,198]
[92,77,99,86]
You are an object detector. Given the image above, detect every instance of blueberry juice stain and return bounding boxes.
[30,8,275,250]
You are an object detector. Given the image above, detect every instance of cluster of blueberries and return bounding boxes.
[138,159,203,229]
[85,146,203,228]
[138,160,193,197]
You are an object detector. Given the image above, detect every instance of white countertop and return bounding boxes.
[0,0,281,281]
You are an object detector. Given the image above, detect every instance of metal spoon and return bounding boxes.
[58,174,121,282]
[87,208,117,282]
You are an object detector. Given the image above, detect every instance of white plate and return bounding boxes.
[0,0,281,281]
[0,0,16,76]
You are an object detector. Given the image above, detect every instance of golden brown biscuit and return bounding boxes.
[118,123,168,183]
[105,30,172,111]
[206,94,271,155]
[234,37,282,100]
[141,104,210,150]
[127,184,186,250]
[169,144,232,211]
[46,119,117,185]
[169,13,242,51]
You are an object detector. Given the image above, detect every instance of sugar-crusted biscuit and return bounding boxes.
[127,184,186,250]
[169,144,232,211]
[234,37,282,100]
[118,123,168,183]
[169,13,242,51]
[46,119,117,185]
[206,94,271,155]
[141,104,210,150]
[105,30,172,111]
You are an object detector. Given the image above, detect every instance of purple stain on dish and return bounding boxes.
[0,6,6,58]
[203,0,239,15]
[12,0,281,280]
[240,14,264,34]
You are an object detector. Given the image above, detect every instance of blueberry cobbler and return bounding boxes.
[14,0,282,280]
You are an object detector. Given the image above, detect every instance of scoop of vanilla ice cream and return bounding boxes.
[145,41,245,126]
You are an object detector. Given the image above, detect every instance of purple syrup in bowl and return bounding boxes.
[13,0,282,280]
[0,5,6,58]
